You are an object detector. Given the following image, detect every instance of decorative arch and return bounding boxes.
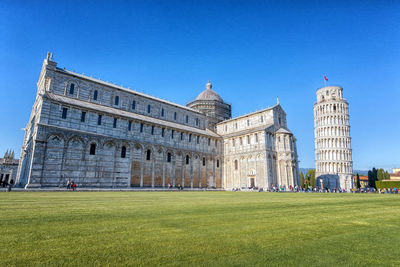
[43,134,66,186]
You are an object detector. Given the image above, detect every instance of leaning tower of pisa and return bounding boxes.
[314,86,353,191]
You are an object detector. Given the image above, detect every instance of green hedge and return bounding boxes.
[376,180,400,188]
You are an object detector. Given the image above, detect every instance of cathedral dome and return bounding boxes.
[195,81,223,102]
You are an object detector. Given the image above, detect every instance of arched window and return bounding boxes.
[195,118,199,126]
[186,115,189,123]
[189,134,192,142]
[260,116,264,122]
[203,157,206,166]
[161,108,164,117]
[114,96,119,106]
[167,152,171,163]
[186,155,190,165]
[121,146,126,158]
[93,90,98,100]
[147,105,151,113]
[146,149,151,161]
[234,160,238,170]
[132,100,136,110]
[90,143,96,155]
[217,160,220,168]
[174,112,177,120]
[69,83,75,94]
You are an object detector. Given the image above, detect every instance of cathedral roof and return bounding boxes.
[56,68,202,115]
[195,81,223,102]
[275,128,292,134]
[45,92,221,138]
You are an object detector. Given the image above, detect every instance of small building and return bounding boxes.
[353,175,368,188]
[0,150,19,185]
[389,169,400,181]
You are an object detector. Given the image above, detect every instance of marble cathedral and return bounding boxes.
[16,54,299,189]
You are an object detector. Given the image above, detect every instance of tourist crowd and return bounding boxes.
[0,178,14,191]
[377,187,399,194]
[66,180,77,191]
[232,184,400,194]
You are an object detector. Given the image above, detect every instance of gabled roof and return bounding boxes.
[218,124,275,138]
[275,127,292,134]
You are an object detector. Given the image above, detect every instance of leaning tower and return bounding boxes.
[314,86,353,191]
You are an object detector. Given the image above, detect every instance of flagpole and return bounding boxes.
[323,75,326,87]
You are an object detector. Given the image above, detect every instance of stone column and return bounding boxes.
[140,149,144,187]
[181,155,184,187]
[162,156,165,188]
[190,153,193,188]
[172,154,176,187]
[151,154,155,188]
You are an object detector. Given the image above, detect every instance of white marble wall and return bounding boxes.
[17,58,222,188]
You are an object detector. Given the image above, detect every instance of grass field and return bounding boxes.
[1,192,399,266]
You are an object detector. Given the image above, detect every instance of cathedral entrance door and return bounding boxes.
[249,177,255,188]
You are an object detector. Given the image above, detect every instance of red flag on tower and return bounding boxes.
[324,75,328,81]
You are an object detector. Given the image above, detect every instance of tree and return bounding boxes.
[377,169,386,181]
[384,171,390,180]
[300,172,305,189]
[368,170,374,188]
[306,169,316,187]
[368,168,378,188]
[356,173,361,189]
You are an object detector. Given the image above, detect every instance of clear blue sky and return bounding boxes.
[1,0,399,170]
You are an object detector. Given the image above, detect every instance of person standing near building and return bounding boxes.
[7,179,14,192]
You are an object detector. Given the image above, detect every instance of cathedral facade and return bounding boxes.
[16,54,299,189]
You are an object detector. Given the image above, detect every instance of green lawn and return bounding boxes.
[1,192,399,266]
